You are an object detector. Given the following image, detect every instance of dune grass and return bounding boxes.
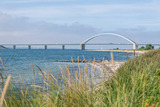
[98,49,160,107]
[0,49,160,107]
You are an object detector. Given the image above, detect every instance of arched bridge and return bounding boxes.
[80,33,138,50]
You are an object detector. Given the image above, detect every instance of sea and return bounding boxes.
[0,49,135,87]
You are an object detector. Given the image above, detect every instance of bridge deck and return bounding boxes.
[1,43,160,46]
[0,43,159,50]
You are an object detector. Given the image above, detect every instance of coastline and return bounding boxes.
[93,49,147,54]
[89,60,125,84]
[91,49,147,84]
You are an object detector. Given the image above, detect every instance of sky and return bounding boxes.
[0,0,160,46]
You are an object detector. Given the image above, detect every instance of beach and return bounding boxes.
[94,49,147,54]
[92,49,147,84]
[90,60,125,84]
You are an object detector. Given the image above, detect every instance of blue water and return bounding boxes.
[0,49,134,86]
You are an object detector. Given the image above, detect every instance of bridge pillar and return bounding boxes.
[28,45,31,49]
[62,45,65,50]
[80,44,85,50]
[133,44,138,50]
[45,45,47,49]
[13,45,16,49]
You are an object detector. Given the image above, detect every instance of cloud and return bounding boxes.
[0,12,101,44]
[2,4,160,17]
[111,28,160,44]
[0,12,160,46]
[1,2,160,29]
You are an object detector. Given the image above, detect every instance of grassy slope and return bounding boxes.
[2,49,160,107]
[103,49,160,106]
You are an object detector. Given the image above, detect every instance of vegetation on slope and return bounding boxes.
[101,49,160,106]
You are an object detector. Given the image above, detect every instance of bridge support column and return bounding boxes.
[80,44,85,50]
[133,44,138,50]
[28,45,31,49]
[13,45,16,49]
[62,45,65,50]
[45,45,47,49]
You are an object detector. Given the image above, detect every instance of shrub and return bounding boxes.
[139,44,154,50]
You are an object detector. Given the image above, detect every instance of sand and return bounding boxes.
[94,49,147,54]
[89,60,125,84]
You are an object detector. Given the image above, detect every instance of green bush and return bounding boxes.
[139,44,154,50]
[139,46,145,50]
[145,44,154,50]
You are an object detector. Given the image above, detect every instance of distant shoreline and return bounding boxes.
[93,49,147,54]
[0,45,7,49]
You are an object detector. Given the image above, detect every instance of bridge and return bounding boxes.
[80,33,138,50]
[1,43,160,50]
[0,33,160,50]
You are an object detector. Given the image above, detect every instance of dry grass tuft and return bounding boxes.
[0,75,11,107]
[32,65,35,78]
[0,73,4,85]
[0,57,6,72]
[111,52,115,72]
[35,65,45,79]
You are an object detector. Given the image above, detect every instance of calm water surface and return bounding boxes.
[0,49,134,85]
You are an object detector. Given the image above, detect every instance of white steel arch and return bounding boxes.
[80,33,137,50]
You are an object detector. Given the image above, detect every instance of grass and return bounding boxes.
[0,49,160,107]
[114,49,160,106]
